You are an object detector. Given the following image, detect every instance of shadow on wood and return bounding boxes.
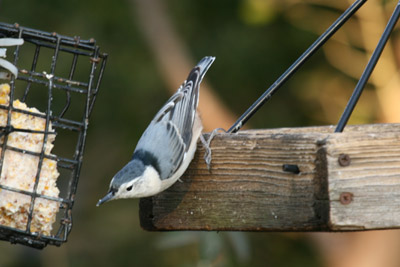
[140,123,400,231]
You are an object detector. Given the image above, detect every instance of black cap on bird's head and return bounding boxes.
[97,159,147,206]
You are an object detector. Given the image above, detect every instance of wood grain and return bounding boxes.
[140,123,400,231]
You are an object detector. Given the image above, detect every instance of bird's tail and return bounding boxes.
[185,56,215,109]
[195,56,215,81]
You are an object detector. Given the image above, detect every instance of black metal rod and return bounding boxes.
[59,52,78,117]
[22,45,40,102]
[227,0,367,133]
[335,1,400,132]
[26,35,61,234]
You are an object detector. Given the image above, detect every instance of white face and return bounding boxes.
[114,178,142,199]
[113,166,162,199]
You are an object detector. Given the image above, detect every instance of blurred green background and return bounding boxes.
[1,0,399,266]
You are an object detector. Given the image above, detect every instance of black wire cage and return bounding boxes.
[0,22,107,249]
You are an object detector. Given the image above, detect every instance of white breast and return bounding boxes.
[131,165,163,198]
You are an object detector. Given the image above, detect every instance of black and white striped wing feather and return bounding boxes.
[133,57,215,180]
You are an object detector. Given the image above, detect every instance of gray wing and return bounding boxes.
[134,56,215,180]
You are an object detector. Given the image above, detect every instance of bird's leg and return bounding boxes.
[200,128,226,171]
[199,134,210,169]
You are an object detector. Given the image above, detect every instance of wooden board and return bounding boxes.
[140,123,400,231]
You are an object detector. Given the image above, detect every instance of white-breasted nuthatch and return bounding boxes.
[97,56,215,206]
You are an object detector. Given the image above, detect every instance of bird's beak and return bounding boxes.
[96,190,115,207]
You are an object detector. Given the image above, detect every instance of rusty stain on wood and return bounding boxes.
[140,123,400,231]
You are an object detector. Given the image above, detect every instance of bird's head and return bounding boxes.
[96,159,161,206]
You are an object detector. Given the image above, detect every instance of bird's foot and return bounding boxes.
[200,128,226,171]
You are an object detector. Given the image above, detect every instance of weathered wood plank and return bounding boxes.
[139,123,400,231]
[325,128,400,230]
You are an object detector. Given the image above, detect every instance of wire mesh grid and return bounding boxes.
[0,22,107,249]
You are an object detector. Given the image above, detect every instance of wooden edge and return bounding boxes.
[140,123,400,231]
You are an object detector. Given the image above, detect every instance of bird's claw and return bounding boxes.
[200,128,226,171]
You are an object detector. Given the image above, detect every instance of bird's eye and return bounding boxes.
[126,185,133,191]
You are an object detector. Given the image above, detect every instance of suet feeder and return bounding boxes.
[0,22,107,249]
